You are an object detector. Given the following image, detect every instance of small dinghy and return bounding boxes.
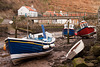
[4,25,55,64]
[65,40,84,59]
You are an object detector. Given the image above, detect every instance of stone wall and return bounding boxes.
[96,25,100,41]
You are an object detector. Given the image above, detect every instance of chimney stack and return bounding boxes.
[31,5,34,8]
[54,11,55,14]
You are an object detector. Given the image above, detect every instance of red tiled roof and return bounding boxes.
[54,13,62,16]
[46,11,54,13]
[68,13,87,16]
[25,6,36,11]
[43,13,62,16]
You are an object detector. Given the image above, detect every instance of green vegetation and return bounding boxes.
[58,65,68,67]
[18,28,33,33]
[20,16,26,20]
[92,45,100,56]
[72,57,88,67]
[97,56,100,62]
[0,19,3,24]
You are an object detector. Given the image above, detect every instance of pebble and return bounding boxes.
[86,63,94,67]
[91,60,98,64]
[1,53,9,57]
[49,62,54,66]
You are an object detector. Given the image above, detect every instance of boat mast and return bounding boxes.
[27,22,29,38]
[27,17,29,38]
[67,19,70,44]
[41,25,46,39]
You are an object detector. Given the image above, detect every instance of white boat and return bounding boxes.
[65,40,84,59]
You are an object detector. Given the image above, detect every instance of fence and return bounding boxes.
[40,12,97,17]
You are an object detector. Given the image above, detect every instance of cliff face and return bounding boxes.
[0,0,100,18]
[44,0,100,13]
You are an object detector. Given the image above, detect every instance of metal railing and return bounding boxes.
[38,12,97,17]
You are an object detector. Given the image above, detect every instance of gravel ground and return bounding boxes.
[0,37,76,67]
[0,32,98,67]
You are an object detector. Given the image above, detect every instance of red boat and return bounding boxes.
[77,20,95,38]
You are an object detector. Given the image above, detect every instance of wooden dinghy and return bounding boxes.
[65,40,84,59]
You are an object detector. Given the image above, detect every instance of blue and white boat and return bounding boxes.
[62,24,75,36]
[5,25,55,64]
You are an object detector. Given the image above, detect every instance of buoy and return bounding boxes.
[50,44,55,48]
[3,44,6,51]
[75,33,77,36]
[43,45,49,49]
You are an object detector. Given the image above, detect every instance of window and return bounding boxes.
[21,9,23,11]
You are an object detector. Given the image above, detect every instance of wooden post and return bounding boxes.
[67,20,70,44]
[84,12,86,20]
[15,25,17,38]
[67,12,68,16]
[98,7,100,24]
[27,22,29,38]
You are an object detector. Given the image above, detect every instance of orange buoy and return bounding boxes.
[3,44,6,51]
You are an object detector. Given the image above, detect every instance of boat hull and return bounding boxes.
[66,40,84,59]
[5,38,55,64]
[77,27,95,37]
[63,29,75,36]
[11,49,53,64]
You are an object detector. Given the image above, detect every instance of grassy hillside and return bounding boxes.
[0,0,100,18]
